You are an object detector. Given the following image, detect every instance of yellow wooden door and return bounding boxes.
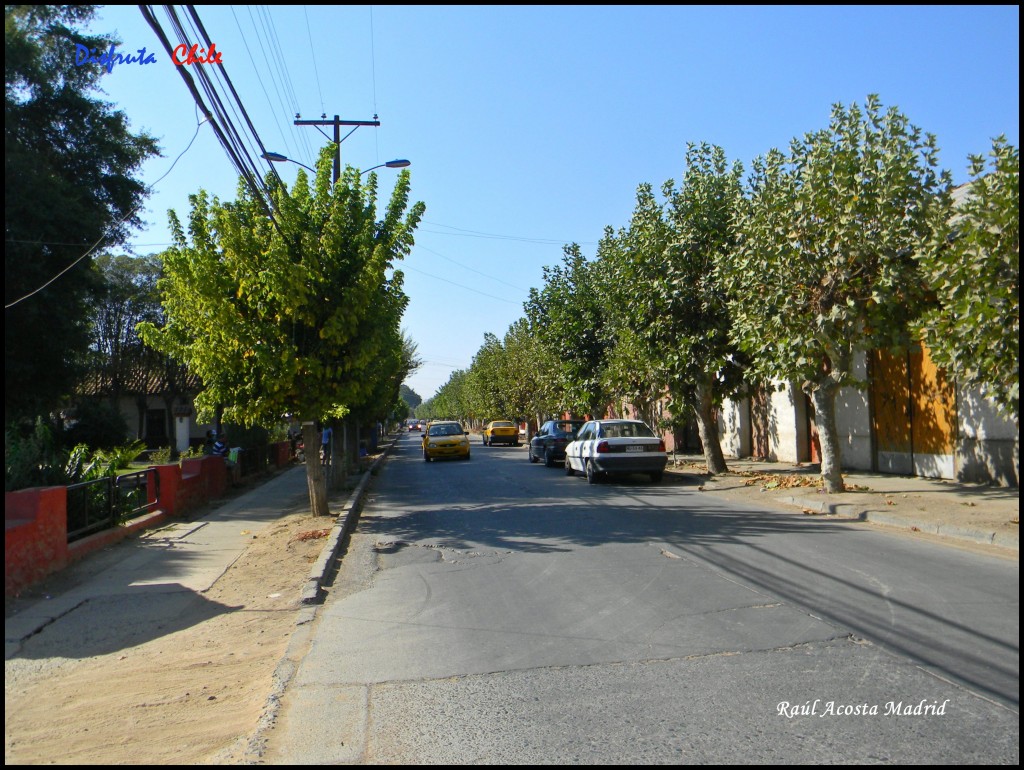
[870,344,956,478]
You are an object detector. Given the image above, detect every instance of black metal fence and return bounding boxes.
[66,469,159,543]
[235,445,267,477]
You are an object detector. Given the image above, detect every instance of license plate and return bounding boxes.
[626,445,644,453]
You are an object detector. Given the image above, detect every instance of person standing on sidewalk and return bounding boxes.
[321,424,333,466]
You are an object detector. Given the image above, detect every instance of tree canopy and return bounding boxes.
[5,5,158,423]
[601,144,746,473]
[140,149,423,513]
[916,137,1019,423]
[723,95,953,490]
[524,244,610,417]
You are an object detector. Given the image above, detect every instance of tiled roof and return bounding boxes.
[79,365,202,397]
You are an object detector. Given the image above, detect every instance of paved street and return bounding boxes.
[263,433,1018,764]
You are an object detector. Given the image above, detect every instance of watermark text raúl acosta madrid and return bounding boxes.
[777,699,950,718]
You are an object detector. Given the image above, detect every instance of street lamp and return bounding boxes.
[262,153,410,177]
[261,152,315,173]
[361,159,411,175]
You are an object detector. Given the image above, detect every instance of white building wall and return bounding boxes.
[956,385,1019,485]
[835,352,873,471]
[768,382,804,463]
[717,396,751,458]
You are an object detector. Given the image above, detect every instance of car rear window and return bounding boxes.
[492,422,514,427]
[600,422,655,438]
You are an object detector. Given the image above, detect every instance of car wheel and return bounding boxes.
[514,441,520,447]
[565,457,576,476]
[544,448,555,468]
[650,471,663,483]
[464,452,471,460]
[586,459,598,484]
[529,448,538,463]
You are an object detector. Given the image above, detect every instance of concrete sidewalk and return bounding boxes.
[668,454,1019,552]
[4,464,313,660]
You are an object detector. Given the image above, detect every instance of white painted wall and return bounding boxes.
[768,382,803,463]
[956,384,1019,485]
[835,352,873,471]
[717,396,750,458]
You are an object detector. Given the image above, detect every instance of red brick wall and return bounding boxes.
[5,487,69,597]
[5,455,236,597]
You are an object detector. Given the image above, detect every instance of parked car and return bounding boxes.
[529,419,585,467]
[422,421,471,461]
[482,420,519,446]
[564,419,667,483]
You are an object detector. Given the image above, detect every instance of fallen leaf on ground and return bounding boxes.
[743,473,821,490]
[290,528,331,542]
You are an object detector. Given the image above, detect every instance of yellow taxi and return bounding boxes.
[482,420,519,446]
[422,421,471,461]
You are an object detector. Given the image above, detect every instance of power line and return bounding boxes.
[231,5,297,160]
[416,244,529,293]
[403,265,521,304]
[369,6,379,162]
[5,112,208,310]
[421,220,599,246]
[304,5,326,117]
[255,5,315,161]
[140,5,277,217]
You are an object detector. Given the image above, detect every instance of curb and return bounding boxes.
[299,442,394,605]
[240,441,395,762]
[774,493,1019,551]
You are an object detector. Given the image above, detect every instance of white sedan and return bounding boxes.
[564,419,668,484]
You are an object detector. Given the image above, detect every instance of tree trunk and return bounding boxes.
[302,422,329,516]
[693,381,728,475]
[809,383,845,493]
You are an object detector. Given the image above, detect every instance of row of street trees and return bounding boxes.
[420,97,1018,491]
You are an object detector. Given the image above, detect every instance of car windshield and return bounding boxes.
[429,423,463,437]
[553,422,582,437]
[491,421,514,428]
[599,422,655,439]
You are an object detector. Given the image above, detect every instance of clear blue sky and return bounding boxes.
[87,5,1019,402]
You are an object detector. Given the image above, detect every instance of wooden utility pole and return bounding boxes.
[294,114,380,183]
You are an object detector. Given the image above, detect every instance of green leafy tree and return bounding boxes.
[603,145,746,473]
[85,253,162,402]
[140,151,423,515]
[916,137,1019,424]
[501,318,559,432]
[5,6,159,424]
[724,96,952,492]
[466,333,507,420]
[399,383,423,411]
[423,369,473,423]
[341,310,420,473]
[525,245,610,417]
[594,225,663,429]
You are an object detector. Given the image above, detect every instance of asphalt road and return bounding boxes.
[262,433,1019,764]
